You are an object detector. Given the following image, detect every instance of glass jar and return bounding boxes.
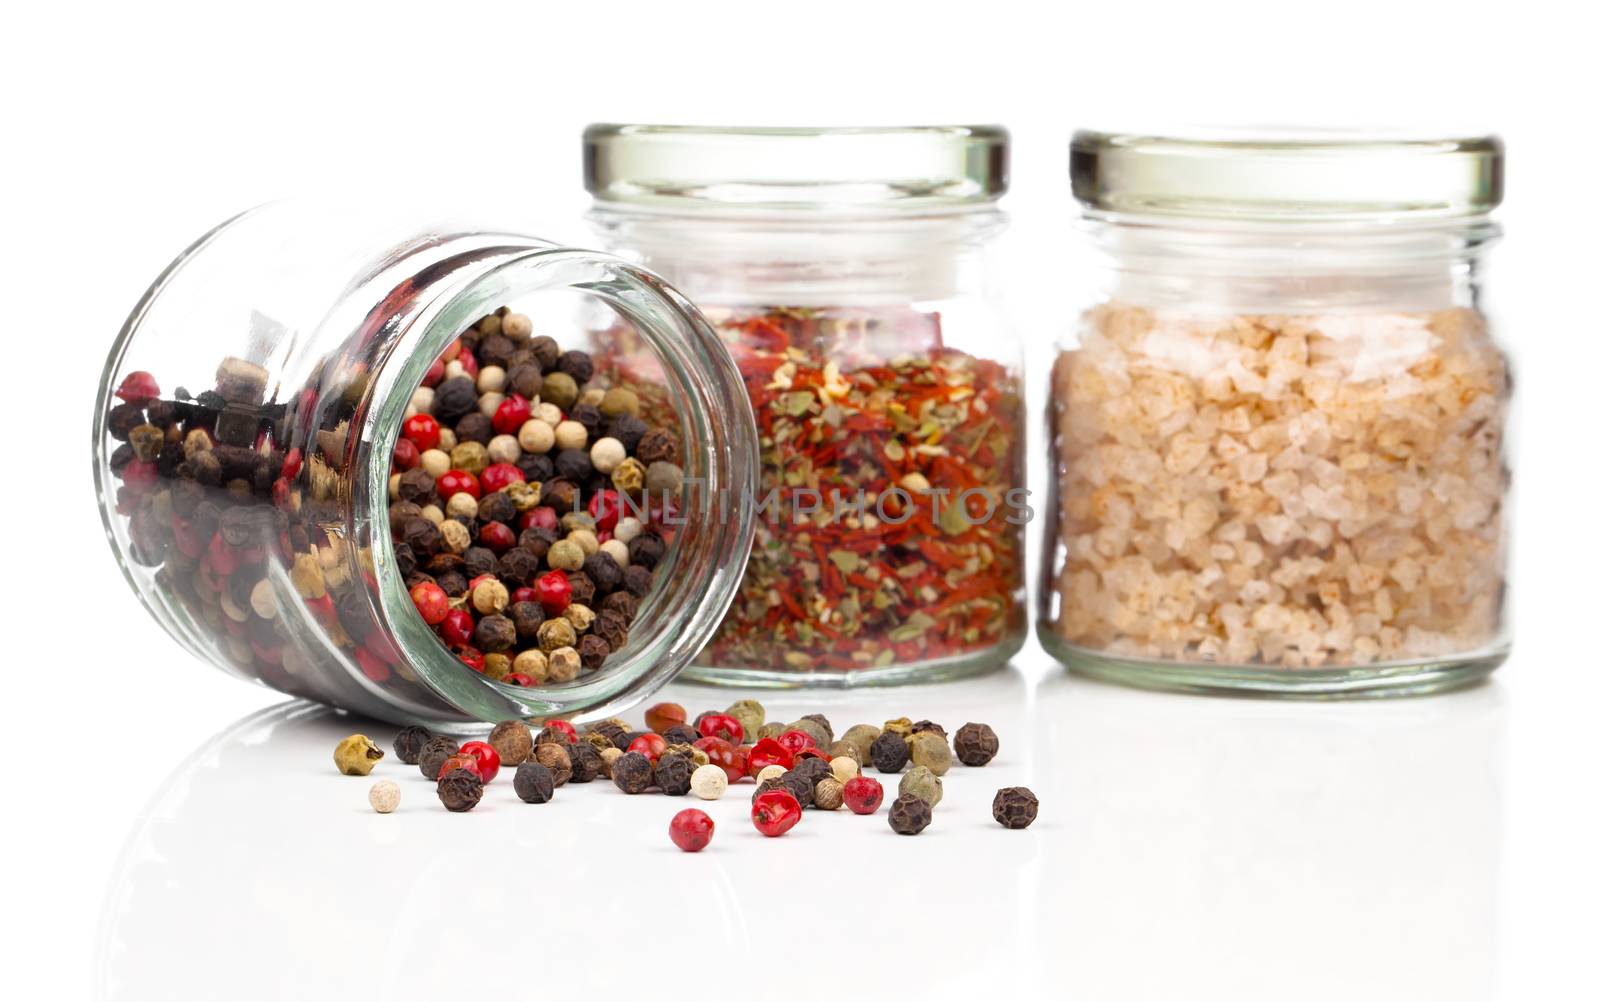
[585,125,1027,686]
[1041,131,1511,696]
[95,202,758,727]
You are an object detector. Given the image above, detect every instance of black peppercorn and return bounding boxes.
[655,752,694,796]
[397,468,437,505]
[544,479,579,514]
[389,501,424,531]
[535,725,573,746]
[418,736,460,781]
[635,428,678,464]
[752,776,787,802]
[953,722,1000,767]
[477,491,516,525]
[600,591,639,620]
[509,600,545,641]
[594,609,629,651]
[478,333,516,369]
[496,547,540,587]
[622,564,654,598]
[432,376,479,423]
[393,725,433,765]
[527,335,561,370]
[567,741,604,783]
[513,761,556,804]
[506,363,543,399]
[581,552,623,594]
[889,794,932,835]
[578,634,611,671]
[569,401,604,439]
[462,547,498,579]
[435,570,468,596]
[566,571,596,607]
[554,449,593,482]
[626,534,666,570]
[517,452,555,484]
[780,771,815,808]
[591,720,630,748]
[911,719,946,738]
[661,724,698,747]
[869,731,910,773]
[454,411,493,445]
[992,787,1039,829]
[402,518,442,559]
[473,613,517,653]
[555,349,594,384]
[107,402,146,440]
[612,751,654,794]
[437,768,485,812]
[792,756,833,789]
[607,414,648,452]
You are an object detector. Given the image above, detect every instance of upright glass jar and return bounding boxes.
[1041,131,1512,696]
[95,202,758,727]
[586,125,1027,686]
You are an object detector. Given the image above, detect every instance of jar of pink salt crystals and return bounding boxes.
[1041,130,1511,696]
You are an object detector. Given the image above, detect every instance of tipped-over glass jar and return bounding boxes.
[95,202,758,728]
[1041,130,1512,696]
[586,124,1028,686]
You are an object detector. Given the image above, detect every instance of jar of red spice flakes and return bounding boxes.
[1042,130,1512,695]
[585,125,1027,685]
[95,202,758,727]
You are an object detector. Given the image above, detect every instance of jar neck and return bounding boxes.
[588,204,1005,306]
[340,234,758,724]
[1080,210,1501,313]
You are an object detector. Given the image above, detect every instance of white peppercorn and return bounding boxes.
[420,448,451,477]
[599,538,630,567]
[690,763,728,800]
[486,433,520,464]
[553,419,588,451]
[368,779,401,813]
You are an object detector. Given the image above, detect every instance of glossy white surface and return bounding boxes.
[85,664,1515,999]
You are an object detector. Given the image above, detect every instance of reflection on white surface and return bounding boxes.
[94,666,1502,1000]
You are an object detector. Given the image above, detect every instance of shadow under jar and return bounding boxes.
[585,125,1027,686]
[95,202,758,728]
[1041,130,1512,696]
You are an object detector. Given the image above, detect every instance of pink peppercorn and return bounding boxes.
[115,371,161,403]
[392,438,419,471]
[587,489,625,531]
[440,608,475,648]
[409,581,450,625]
[520,506,559,533]
[843,776,884,815]
[480,462,524,494]
[402,414,441,451]
[436,469,481,501]
[698,713,745,745]
[751,789,802,837]
[492,395,532,436]
[478,521,516,553]
[669,809,715,852]
[533,570,571,615]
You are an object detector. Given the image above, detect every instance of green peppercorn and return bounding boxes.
[725,699,766,740]
[870,730,910,773]
[898,765,943,808]
[540,371,579,410]
[882,717,914,737]
[334,734,384,776]
[840,724,881,763]
[889,794,932,835]
[756,722,788,742]
[992,787,1039,829]
[908,730,954,777]
[953,722,1000,767]
[786,717,830,749]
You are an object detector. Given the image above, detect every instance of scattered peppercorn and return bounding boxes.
[392,726,432,765]
[513,761,556,804]
[992,787,1039,829]
[690,763,728,800]
[644,701,687,734]
[368,780,401,814]
[829,757,860,784]
[780,771,816,808]
[612,751,654,794]
[869,731,910,773]
[487,720,534,766]
[898,765,944,808]
[751,788,803,837]
[953,722,999,767]
[908,730,954,777]
[437,768,485,812]
[793,756,834,789]
[843,775,884,815]
[567,742,604,783]
[418,737,459,781]
[888,794,932,835]
[669,808,715,852]
[534,742,573,786]
[724,698,765,739]
[334,734,384,776]
[813,777,845,811]
[655,752,694,796]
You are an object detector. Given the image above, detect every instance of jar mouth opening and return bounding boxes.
[1071,128,1504,222]
[583,123,1008,212]
[364,249,757,724]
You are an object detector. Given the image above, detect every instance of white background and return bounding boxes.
[3,1,1598,998]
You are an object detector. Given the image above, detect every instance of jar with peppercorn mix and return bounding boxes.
[585,124,1028,686]
[95,202,759,727]
[1041,130,1512,695]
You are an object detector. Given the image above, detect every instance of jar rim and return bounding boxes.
[1070,128,1504,222]
[584,124,1009,211]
